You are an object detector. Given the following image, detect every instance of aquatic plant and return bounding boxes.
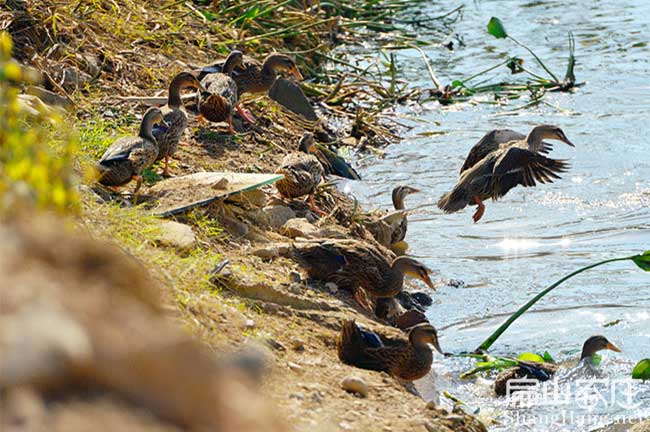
[476,251,650,353]
[632,359,650,381]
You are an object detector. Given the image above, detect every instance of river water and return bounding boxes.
[346,0,650,430]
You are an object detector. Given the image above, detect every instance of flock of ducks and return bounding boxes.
[93,49,621,396]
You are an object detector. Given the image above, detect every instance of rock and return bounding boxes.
[155,221,196,251]
[340,376,368,398]
[55,65,92,92]
[245,319,255,329]
[226,189,267,208]
[288,283,302,294]
[289,271,302,283]
[287,362,302,372]
[280,218,320,238]
[25,86,73,110]
[325,282,338,294]
[631,421,650,432]
[339,422,354,431]
[252,205,296,230]
[251,243,291,260]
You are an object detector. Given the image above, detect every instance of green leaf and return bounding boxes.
[487,17,508,39]
[632,250,650,271]
[590,353,602,366]
[518,352,545,363]
[632,359,650,380]
[451,79,464,88]
[542,351,555,363]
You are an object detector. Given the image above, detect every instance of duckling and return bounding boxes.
[197,53,302,123]
[198,50,245,133]
[96,107,168,199]
[494,335,621,396]
[337,320,443,382]
[153,72,204,176]
[275,133,325,216]
[438,125,574,223]
[291,239,434,307]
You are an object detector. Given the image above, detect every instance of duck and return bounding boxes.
[337,320,443,382]
[438,125,574,223]
[290,239,434,307]
[493,335,621,396]
[96,107,168,199]
[153,72,204,176]
[299,132,361,180]
[198,50,246,133]
[197,53,302,123]
[390,185,420,245]
[275,133,326,216]
[364,185,420,251]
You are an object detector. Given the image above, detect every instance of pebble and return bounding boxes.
[245,319,255,329]
[340,375,368,398]
[339,422,354,431]
[325,282,338,294]
[155,221,197,252]
[289,271,302,283]
[288,361,302,372]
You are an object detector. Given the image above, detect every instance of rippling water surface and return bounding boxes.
[346,0,650,430]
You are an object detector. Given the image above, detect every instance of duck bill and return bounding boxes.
[291,67,304,80]
[159,119,170,129]
[606,342,622,353]
[421,273,435,290]
[431,338,443,354]
[560,133,575,147]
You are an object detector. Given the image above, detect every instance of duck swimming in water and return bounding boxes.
[438,125,574,223]
[493,335,621,396]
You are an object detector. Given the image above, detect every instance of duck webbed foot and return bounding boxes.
[227,115,237,135]
[308,194,328,217]
[236,103,257,124]
[472,195,485,223]
[397,379,421,397]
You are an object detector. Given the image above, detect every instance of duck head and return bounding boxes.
[580,335,621,360]
[391,185,420,210]
[408,323,443,353]
[392,256,434,289]
[263,54,303,80]
[168,72,206,107]
[223,50,245,76]
[528,124,575,147]
[298,132,317,154]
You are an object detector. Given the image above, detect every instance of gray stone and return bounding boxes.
[252,205,296,230]
[280,218,319,239]
[156,221,197,251]
[340,376,368,398]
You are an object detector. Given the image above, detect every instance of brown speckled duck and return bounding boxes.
[153,72,204,176]
[438,125,574,223]
[198,53,302,123]
[275,133,325,216]
[338,320,443,382]
[96,107,167,198]
[291,239,434,306]
[493,335,621,396]
[198,50,245,133]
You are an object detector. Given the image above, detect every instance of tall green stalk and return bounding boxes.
[476,251,650,352]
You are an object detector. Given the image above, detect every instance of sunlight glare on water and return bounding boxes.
[346,0,650,430]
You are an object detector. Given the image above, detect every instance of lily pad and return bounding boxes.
[632,359,650,380]
[487,17,508,39]
[632,250,650,271]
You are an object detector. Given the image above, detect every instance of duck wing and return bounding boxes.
[491,147,570,199]
[461,129,525,174]
[316,145,361,180]
[99,137,142,164]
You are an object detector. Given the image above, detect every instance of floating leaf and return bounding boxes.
[451,79,464,88]
[518,352,545,363]
[487,17,508,39]
[632,250,650,271]
[632,359,650,381]
[603,319,622,328]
